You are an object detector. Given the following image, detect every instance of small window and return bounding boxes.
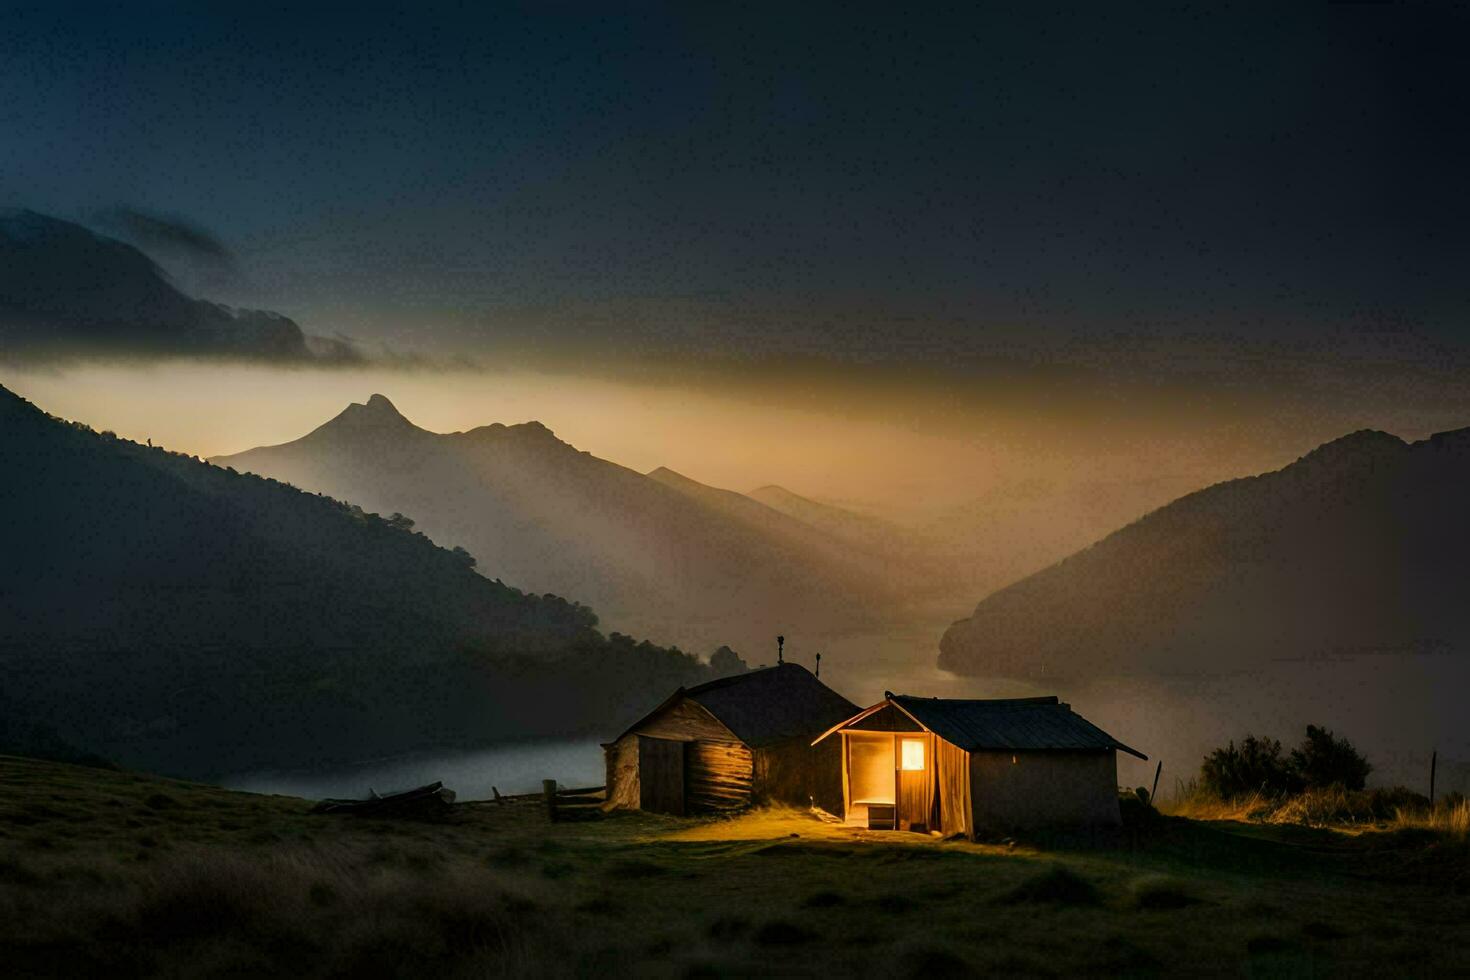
[900,738,925,771]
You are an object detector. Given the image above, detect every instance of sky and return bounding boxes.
[4,2,1470,517]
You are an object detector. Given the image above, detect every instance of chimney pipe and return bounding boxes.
[777,635,784,664]
[815,652,821,678]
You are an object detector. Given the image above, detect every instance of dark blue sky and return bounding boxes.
[5,3,1469,368]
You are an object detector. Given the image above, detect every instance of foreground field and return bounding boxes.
[2,755,1468,978]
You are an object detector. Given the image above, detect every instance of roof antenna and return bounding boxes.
[777,635,784,665]
[815,652,821,678]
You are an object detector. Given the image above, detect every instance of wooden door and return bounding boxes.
[638,735,686,814]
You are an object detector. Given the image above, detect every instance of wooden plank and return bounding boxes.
[686,739,753,813]
[554,794,603,807]
[635,698,739,742]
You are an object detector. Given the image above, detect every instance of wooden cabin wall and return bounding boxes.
[752,736,844,812]
[846,703,924,732]
[970,749,1121,830]
[604,735,640,809]
[686,740,753,812]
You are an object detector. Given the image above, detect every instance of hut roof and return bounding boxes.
[616,663,859,749]
[815,694,1147,760]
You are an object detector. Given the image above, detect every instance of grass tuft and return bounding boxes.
[801,889,846,908]
[895,945,977,977]
[754,919,816,945]
[1001,866,1099,906]
[1128,875,1199,910]
[706,915,750,941]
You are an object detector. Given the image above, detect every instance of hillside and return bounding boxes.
[215,397,925,655]
[939,427,1470,678]
[0,385,732,776]
[4,753,1468,978]
[0,209,352,362]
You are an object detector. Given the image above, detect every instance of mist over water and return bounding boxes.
[809,634,1470,802]
[223,738,606,802]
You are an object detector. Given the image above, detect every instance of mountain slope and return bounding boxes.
[747,484,909,553]
[938,428,1470,678]
[0,386,730,776]
[0,209,353,362]
[215,398,915,654]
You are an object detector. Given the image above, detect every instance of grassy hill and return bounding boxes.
[0,386,730,777]
[1,754,1468,977]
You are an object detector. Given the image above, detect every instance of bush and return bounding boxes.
[1201,735,1296,799]
[1200,725,1373,800]
[1290,725,1371,791]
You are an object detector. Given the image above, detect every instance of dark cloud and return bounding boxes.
[92,206,235,268]
[0,208,363,366]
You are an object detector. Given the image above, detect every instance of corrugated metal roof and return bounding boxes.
[889,694,1147,759]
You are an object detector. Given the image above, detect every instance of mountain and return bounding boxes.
[0,385,737,777]
[938,427,1470,678]
[747,484,911,554]
[0,209,354,363]
[215,398,927,656]
[648,468,885,567]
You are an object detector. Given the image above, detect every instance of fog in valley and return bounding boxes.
[13,360,1454,801]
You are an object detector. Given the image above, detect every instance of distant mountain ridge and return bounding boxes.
[938,425,1470,678]
[0,384,736,776]
[215,396,947,655]
[0,209,355,363]
[747,484,910,553]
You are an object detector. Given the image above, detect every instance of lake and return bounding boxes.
[222,737,605,802]
[221,650,1470,806]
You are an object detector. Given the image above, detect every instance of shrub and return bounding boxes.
[1290,725,1371,791]
[1201,735,1296,799]
[1199,725,1373,800]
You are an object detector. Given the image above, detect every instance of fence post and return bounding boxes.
[543,779,558,823]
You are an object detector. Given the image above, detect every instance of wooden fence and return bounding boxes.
[541,780,605,822]
[488,781,605,821]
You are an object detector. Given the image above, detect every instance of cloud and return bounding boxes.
[92,206,236,268]
[0,208,363,367]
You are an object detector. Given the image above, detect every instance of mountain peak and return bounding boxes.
[461,419,566,446]
[317,394,417,437]
[364,393,399,413]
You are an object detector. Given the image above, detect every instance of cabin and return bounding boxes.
[812,694,1146,836]
[604,663,859,815]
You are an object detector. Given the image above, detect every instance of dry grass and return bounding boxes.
[4,755,1470,977]
[1168,782,1469,839]
[1395,797,1470,838]
[0,842,566,978]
